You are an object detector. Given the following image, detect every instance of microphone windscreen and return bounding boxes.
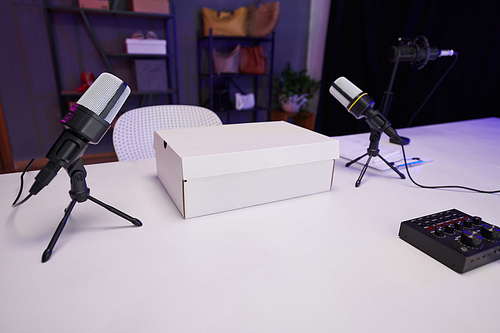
[329,77,362,109]
[76,72,131,124]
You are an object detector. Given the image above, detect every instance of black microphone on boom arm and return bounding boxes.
[387,35,456,70]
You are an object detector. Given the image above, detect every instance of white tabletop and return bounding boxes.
[1,117,499,332]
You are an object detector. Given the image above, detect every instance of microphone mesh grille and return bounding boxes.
[76,72,131,124]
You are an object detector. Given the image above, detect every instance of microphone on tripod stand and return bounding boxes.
[330,77,401,143]
[12,72,143,263]
[330,77,406,187]
[29,72,130,196]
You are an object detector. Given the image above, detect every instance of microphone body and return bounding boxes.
[388,46,455,62]
[30,72,131,195]
[387,35,456,69]
[330,77,400,143]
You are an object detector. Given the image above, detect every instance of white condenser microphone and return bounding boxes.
[29,72,131,195]
[329,77,401,143]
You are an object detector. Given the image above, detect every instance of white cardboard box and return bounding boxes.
[125,39,167,55]
[153,121,339,218]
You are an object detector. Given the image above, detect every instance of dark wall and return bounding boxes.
[0,0,311,163]
[316,0,500,136]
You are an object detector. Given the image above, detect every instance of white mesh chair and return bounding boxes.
[113,105,222,161]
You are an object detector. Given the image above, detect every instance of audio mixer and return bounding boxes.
[398,209,500,273]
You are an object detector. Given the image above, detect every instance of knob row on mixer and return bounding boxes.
[433,220,500,247]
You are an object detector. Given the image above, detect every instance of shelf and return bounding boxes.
[199,73,272,78]
[198,34,274,42]
[61,90,177,97]
[46,5,174,19]
[212,106,270,113]
[44,0,180,160]
[44,0,179,112]
[197,29,275,123]
[106,53,174,59]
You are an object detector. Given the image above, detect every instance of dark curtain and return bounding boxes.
[316,0,500,136]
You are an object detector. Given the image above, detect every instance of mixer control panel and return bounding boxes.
[398,209,500,273]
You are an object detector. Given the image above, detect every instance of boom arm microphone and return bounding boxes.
[329,77,401,143]
[29,72,131,196]
[388,35,456,70]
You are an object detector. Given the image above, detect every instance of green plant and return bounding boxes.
[274,62,320,101]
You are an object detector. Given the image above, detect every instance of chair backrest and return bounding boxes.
[113,105,222,161]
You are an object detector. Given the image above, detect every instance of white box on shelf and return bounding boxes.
[125,38,167,55]
[153,121,340,219]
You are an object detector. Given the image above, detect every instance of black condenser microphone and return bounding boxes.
[29,72,130,195]
[329,77,401,143]
[387,35,456,70]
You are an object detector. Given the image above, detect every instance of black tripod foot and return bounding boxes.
[42,249,52,263]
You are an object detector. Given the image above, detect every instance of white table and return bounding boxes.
[1,118,499,332]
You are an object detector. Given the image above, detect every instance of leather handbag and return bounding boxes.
[239,45,267,74]
[213,44,240,75]
[202,7,247,37]
[246,1,280,38]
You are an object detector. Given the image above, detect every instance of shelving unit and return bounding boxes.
[197,29,275,123]
[43,1,179,116]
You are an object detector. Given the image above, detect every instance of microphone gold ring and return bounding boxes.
[348,93,367,112]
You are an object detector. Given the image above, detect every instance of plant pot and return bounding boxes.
[279,94,308,113]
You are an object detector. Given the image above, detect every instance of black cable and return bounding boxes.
[12,159,35,207]
[400,142,500,194]
[407,53,459,127]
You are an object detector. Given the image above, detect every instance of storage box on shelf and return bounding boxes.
[79,0,109,10]
[128,0,170,14]
[125,39,167,55]
[134,60,168,91]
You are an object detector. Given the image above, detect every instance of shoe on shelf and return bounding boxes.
[131,30,145,39]
[76,71,95,92]
[146,31,158,39]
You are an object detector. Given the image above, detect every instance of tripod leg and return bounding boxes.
[355,156,372,187]
[377,154,406,179]
[87,196,142,226]
[42,199,77,263]
[346,153,368,167]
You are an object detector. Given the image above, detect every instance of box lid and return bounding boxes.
[154,121,339,180]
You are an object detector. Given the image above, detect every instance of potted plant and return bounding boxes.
[274,62,320,114]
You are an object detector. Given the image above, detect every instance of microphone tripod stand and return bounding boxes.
[345,128,405,187]
[42,158,142,263]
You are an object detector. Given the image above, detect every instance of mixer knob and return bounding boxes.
[481,223,500,241]
[472,216,483,226]
[461,230,483,248]
[434,226,445,237]
[454,221,464,231]
[445,224,455,233]
[463,218,473,228]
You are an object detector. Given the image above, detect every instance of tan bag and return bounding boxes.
[202,7,247,37]
[246,1,280,38]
